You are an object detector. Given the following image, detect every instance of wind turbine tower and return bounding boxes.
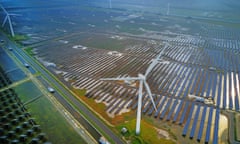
[101,42,170,134]
[167,3,170,15]
[109,0,112,9]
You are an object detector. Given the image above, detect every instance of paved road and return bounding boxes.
[1,37,98,143]
[1,33,125,144]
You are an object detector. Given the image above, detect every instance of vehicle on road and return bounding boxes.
[24,63,30,68]
[99,136,110,144]
[47,87,55,93]
[8,47,13,51]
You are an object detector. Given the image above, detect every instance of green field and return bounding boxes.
[14,81,42,103]
[116,118,175,144]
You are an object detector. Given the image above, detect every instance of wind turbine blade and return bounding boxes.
[144,43,169,77]
[2,16,7,27]
[9,13,22,16]
[136,80,143,134]
[7,16,15,37]
[156,42,169,60]
[143,80,157,111]
[0,5,7,14]
[144,59,158,77]
[100,77,140,81]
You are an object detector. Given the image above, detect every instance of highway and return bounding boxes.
[1,33,125,144]
[1,36,98,143]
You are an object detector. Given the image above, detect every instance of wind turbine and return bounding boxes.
[100,42,170,134]
[0,5,19,37]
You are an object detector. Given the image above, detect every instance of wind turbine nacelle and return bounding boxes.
[138,74,145,80]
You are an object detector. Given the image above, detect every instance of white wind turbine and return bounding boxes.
[0,5,20,37]
[100,42,170,134]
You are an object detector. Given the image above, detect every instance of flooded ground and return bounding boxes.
[1,0,240,143]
